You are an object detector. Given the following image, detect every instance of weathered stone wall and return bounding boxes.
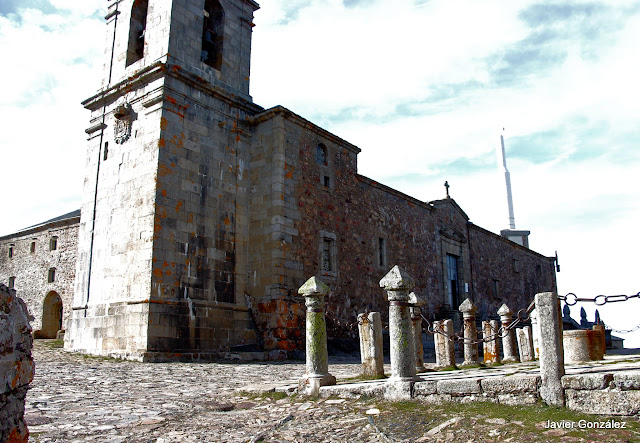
[0,216,78,336]
[468,224,557,321]
[0,284,35,443]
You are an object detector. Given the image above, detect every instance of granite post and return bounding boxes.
[298,277,336,396]
[409,292,427,372]
[535,292,565,407]
[459,298,479,367]
[516,326,535,362]
[530,309,540,359]
[380,266,416,399]
[482,320,501,365]
[357,312,384,377]
[434,319,456,369]
[497,304,519,363]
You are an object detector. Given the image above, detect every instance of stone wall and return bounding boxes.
[0,215,78,337]
[0,284,35,443]
[469,224,557,321]
[245,107,556,353]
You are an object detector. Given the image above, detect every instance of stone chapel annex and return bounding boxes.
[0,0,557,361]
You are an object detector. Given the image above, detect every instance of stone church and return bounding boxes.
[0,0,557,361]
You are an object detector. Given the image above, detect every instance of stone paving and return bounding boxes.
[25,341,640,442]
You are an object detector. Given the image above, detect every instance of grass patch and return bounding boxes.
[80,353,127,363]
[40,339,64,349]
[437,365,459,371]
[341,374,388,382]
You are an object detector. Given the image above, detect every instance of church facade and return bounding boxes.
[1,0,557,361]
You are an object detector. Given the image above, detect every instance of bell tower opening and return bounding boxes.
[126,0,149,67]
[201,0,225,70]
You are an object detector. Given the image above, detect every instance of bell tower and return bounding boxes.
[66,0,263,361]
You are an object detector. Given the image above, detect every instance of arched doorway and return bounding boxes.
[41,291,63,339]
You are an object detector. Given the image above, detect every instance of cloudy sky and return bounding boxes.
[1,0,639,345]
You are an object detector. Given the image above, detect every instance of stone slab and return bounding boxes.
[481,375,540,394]
[437,378,481,395]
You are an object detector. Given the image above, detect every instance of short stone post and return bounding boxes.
[516,326,535,362]
[530,309,540,359]
[379,266,416,398]
[459,299,479,367]
[357,312,384,377]
[298,277,336,396]
[409,292,427,372]
[497,304,519,363]
[535,292,565,407]
[482,320,501,364]
[434,319,456,369]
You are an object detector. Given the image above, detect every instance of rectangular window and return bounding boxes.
[30,241,36,253]
[323,175,331,188]
[378,237,386,268]
[8,277,15,289]
[321,238,335,273]
[512,259,519,273]
[48,268,56,283]
[446,254,459,308]
[492,279,499,299]
[8,245,13,258]
[50,236,58,251]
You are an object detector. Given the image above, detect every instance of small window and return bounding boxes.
[492,279,499,299]
[8,277,15,289]
[8,245,13,258]
[201,0,224,70]
[512,259,519,273]
[103,142,109,161]
[126,0,148,66]
[321,238,335,273]
[30,241,36,254]
[48,268,56,283]
[316,143,327,165]
[378,237,387,267]
[323,175,331,188]
[50,236,58,251]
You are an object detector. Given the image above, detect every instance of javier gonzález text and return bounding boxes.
[545,419,626,429]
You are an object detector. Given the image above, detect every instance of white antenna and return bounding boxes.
[501,131,516,229]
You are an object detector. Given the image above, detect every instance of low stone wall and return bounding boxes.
[0,283,35,442]
[564,372,640,416]
[317,370,640,416]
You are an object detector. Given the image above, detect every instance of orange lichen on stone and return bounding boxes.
[175,201,183,213]
[160,117,168,130]
[158,138,166,148]
[158,164,173,177]
[153,269,164,278]
[161,189,167,197]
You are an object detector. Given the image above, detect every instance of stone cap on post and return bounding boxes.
[497,304,513,320]
[459,298,477,317]
[298,277,330,297]
[379,266,414,291]
[408,292,424,307]
[299,277,330,310]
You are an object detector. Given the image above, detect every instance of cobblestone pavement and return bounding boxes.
[25,341,640,442]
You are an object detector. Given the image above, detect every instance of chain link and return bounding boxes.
[558,292,640,306]
[604,322,640,335]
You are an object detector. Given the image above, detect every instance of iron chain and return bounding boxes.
[558,292,640,306]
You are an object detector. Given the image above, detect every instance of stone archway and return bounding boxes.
[41,291,63,339]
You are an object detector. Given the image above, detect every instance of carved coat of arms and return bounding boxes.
[113,103,132,144]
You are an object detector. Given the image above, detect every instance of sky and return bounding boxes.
[1,0,639,346]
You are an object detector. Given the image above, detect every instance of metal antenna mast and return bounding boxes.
[501,131,516,229]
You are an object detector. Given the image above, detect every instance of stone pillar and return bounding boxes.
[530,309,540,359]
[409,292,427,372]
[0,284,35,443]
[298,277,336,395]
[379,266,416,382]
[516,326,535,362]
[482,320,501,365]
[593,324,606,358]
[434,319,456,369]
[459,299,479,367]
[497,304,519,363]
[535,292,565,407]
[357,312,384,377]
